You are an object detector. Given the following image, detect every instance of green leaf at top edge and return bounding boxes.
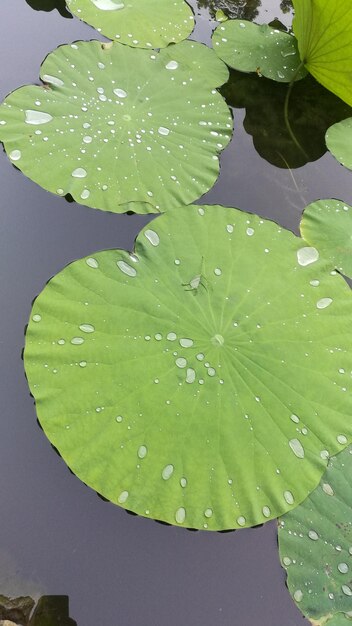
[65,0,194,49]
[292,0,352,107]
[0,40,232,214]
[24,205,352,530]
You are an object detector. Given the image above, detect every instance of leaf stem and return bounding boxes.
[284,61,309,159]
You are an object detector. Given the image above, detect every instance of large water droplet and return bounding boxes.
[162,464,174,480]
[9,149,21,161]
[166,61,179,70]
[117,260,137,277]
[237,516,246,527]
[297,247,319,266]
[91,0,125,9]
[293,590,303,602]
[180,338,193,348]
[186,368,196,383]
[338,563,349,574]
[284,491,294,505]
[118,490,129,503]
[158,127,170,136]
[289,438,305,459]
[42,74,64,87]
[316,298,333,309]
[25,110,53,125]
[176,357,187,368]
[144,229,160,246]
[138,445,147,459]
[86,257,99,269]
[322,483,334,496]
[114,88,127,98]
[72,167,87,178]
[308,530,319,541]
[175,507,186,524]
[79,324,95,333]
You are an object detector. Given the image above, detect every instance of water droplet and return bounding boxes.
[72,167,87,178]
[138,445,147,459]
[166,60,179,70]
[226,224,234,233]
[158,127,170,136]
[289,438,305,459]
[79,361,87,368]
[237,516,246,527]
[176,357,187,369]
[9,149,21,161]
[167,332,177,341]
[211,334,224,346]
[317,298,332,309]
[116,415,123,422]
[83,135,92,144]
[283,557,292,566]
[290,414,300,424]
[118,490,129,503]
[284,491,294,505]
[91,0,125,10]
[262,506,271,518]
[180,338,193,348]
[86,257,99,269]
[293,590,303,602]
[114,88,127,98]
[175,507,186,524]
[322,483,334,496]
[186,368,196,383]
[342,585,352,596]
[71,337,84,345]
[25,110,53,125]
[180,477,187,488]
[214,268,222,276]
[338,563,349,574]
[162,464,174,480]
[246,227,254,236]
[80,189,90,200]
[204,508,213,518]
[207,368,216,377]
[42,74,64,87]
[297,247,319,266]
[117,260,137,277]
[308,530,319,541]
[32,314,41,322]
[310,280,320,287]
[79,324,95,333]
[144,229,160,246]
[337,434,347,445]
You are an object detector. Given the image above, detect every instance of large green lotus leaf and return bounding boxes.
[212,20,307,82]
[278,444,352,624]
[0,40,232,214]
[326,118,352,171]
[65,0,194,49]
[300,200,352,279]
[221,71,352,169]
[292,0,352,107]
[24,205,352,530]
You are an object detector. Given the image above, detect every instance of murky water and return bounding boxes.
[1,0,351,624]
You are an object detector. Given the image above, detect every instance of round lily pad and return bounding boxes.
[212,20,307,82]
[0,40,232,214]
[65,0,195,49]
[24,205,352,530]
[279,444,352,624]
[300,200,352,279]
[326,118,352,171]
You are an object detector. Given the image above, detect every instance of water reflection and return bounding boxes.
[196,0,261,20]
[25,0,72,18]
[221,70,352,168]
[0,594,77,625]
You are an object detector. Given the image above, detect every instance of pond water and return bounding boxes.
[1,1,351,624]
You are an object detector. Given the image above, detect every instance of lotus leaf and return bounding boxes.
[300,200,352,279]
[212,20,306,82]
[292,0,352,107]
[65,0,194,49]
[279,444,352,624]
[24,205,352,530]
[326,118,352,171]
[0,40,232,214]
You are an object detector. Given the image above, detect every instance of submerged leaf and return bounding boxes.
[279,444,352,624]
[292,0,352,107]
[212,20,306,82]
[300,200,352,279]
[326,118,352,171]
[24,205,352,530]
[0,40,232,214]
[65,0,194,48]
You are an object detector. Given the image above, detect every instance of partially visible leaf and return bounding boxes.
[0,596,35,626]
[24,205,352,530]
[212,20,306,82]
[300,200,352,279]
[221,71,352,168]
[65,0,194,49]
[326,118,352,171]
[29,596,77,626]
[292,0,352,107]
[215,9,228,22]
[279,444,352,624]
[0,40,232,214]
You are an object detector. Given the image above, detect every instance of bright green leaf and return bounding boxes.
[279,444,352,624]
[65,0,194,49]
[292,0,352,107]
[0,40,232,214]
[300,199,352,279]
[24,205,352,530]
[212,20,306,82]
[326,118,352,171]
[215,9,228,22]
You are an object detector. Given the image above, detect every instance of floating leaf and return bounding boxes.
[292,0,352,107]
[215,9,228,22]
[326,118,352,171]
[300,200,352,279]
[212,20,306,82]
[0,40,232,214]
[221,71,352,168]
[24,205,352,530]
[65,0,194,49]
[279,444,352,625]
